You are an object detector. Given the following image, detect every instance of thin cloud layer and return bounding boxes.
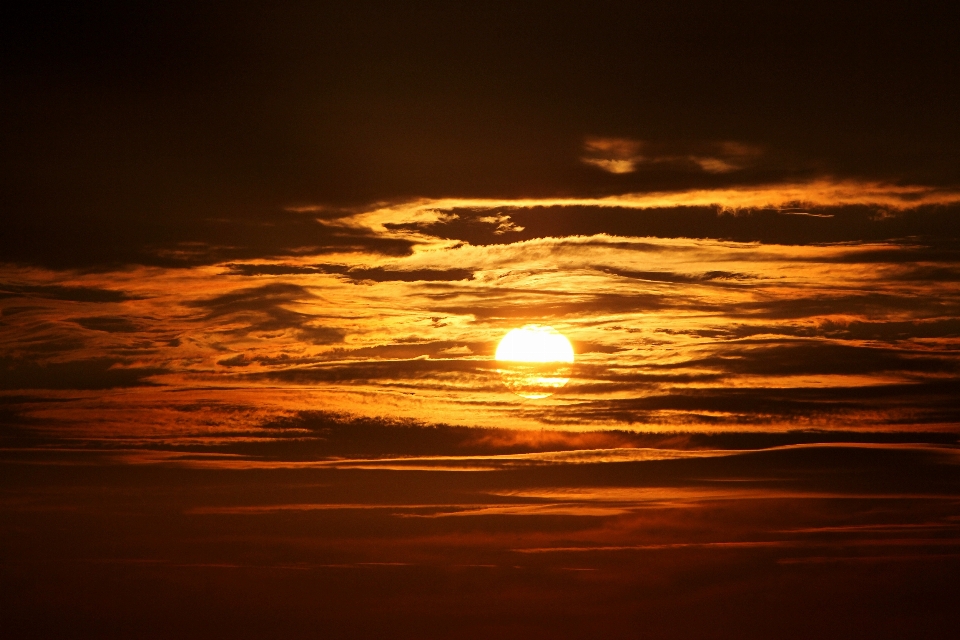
[581,137,764,174]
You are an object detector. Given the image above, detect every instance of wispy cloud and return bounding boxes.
[337,180,960,231]
[581,137,763,174]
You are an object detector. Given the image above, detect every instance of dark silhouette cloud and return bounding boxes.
[598,268,759,286]
[0,357,165,390]
[70,316,142,333]
[545,379,960,427]
[0,283,139,303]
[734,293,960,321]
[225,263,475,283]
[188,283,344,345]
[675,341,959,377]
[389,203,960,248]
[581,138,765,175]
[1,211,416,271]
[238,410,960,461]
[724,319,960,342]
[250,357,492,386]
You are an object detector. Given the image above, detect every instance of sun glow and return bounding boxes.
[496,325,575,363]
[495,325,575,399]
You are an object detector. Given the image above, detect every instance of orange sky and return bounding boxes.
[4,179,960,443]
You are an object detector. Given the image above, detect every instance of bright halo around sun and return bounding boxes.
[495,324,575,399]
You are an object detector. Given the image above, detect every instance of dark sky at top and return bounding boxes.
[4,2,960,268]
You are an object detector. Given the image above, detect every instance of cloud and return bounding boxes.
[8,177,958,271]
[0,357,166,390]
[223,263,474,283]
[359,181,960,220]
[334,184,960,250]
[0,282,139,303]
[216,354,251,367]
[186,283,344,345]
[1,209,417,271]
[722,318,960,342]
[13,402,951,467]
[599,267,759,286]
[580,137,763,174]
[539,379,960,428]
[70,316,142,333]
[675,341,959,377]
[581,137,644,174]
[248,357,494,389]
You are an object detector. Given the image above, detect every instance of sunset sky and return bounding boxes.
[3,4,960,639]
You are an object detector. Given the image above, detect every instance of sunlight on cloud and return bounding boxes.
[3,177,960,438]
[580,137,762,174]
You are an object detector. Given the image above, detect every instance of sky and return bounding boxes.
[3,3,960,638]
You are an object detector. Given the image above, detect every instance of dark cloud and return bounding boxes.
[216,354,250,367]
[546,379,960,427]
[820,242,960,265]
[0,357,165,390]
[188,283,344,345]
[724,319,960,342]
[0,283,138,303]
[0,306,44,317]
[222,264,325,276]
[432,291,682,323]
[224,263,474,283]
[10,336,88,356]
[674,341,959,377]
[431,287,960,327]
[329,267,475,283]
[1,211,415,271]
[6,398,955,463]
[890,266,960,282]
[581,138,765,175]
[396,204,960,248]
[322,340,486,361]
[250,357,492,386]
[190,283,312,316]
[735,293,960,321]
[207,410,960,461]
[71,316,141,333]
[599,267,758,286]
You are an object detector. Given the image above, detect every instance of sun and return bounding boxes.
[496,325,575,364]
[495,325,574,399]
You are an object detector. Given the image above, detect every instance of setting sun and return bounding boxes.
[495,325,574,399]
[495,324,575,364]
